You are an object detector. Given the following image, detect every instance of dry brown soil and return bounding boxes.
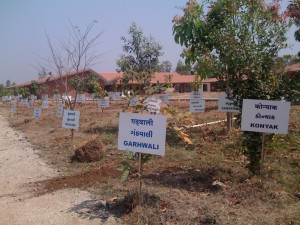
[0,93,299,224]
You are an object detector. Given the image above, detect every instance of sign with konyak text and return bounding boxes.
[62,110,80,129]
[241,99,290,134]
[118,112,167,156]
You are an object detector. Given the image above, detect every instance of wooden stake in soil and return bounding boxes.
[260,132,265,172]
[226,112,232,130]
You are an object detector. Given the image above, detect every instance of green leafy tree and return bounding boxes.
[0,84,11,97]
[175,60,192,75]
[173,0,291,174]
[116,23,163,92]
[30,80,39,96]
[85,73,102,94]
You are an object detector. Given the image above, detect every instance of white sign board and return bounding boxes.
[129,97,139,107]
[156,94,169,104]
[190,99,205,112]
[76,94,86,103]
[42,100,49,109]
[42,94,48,100]
[146,99,161,114]
[28,100,33,108]
[241,99,290,134]
[2,96,9,102]
[97,99,110,108]
[21,98,28,106]
[11,102,16,112]
[190,90,203,100]
[56,104,64,117]
[118,112,167,156]
[111,92,121,101]
[33,108,41,118]
[218,93,239,112]
[62,110,80,129]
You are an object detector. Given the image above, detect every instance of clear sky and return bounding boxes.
[0,0,299,85]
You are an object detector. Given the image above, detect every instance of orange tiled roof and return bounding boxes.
[13,70,219,88]
[285,63,300,72]
[98,72,203,84]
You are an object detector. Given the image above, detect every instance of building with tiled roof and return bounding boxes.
[11,69,220,97]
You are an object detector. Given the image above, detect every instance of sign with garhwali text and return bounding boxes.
[241,99,290,134]
[62,110,80,129]
[190,99,205,112]
[218,93,239,112]
[33,108,41,118]
[118,112,167,156]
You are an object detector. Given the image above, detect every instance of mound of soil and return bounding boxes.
[72,139,105,163]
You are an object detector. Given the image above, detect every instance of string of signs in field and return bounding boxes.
[2,91,292,141]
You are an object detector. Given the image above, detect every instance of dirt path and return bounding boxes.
[0,114,118,225]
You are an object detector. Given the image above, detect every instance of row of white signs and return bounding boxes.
[29,97,291,156]
[10,92,291,156]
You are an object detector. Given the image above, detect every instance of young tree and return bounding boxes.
[42,20,103,110]
[173,0,291,174]
[116,23,163,92]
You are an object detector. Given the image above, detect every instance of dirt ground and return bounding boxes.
[0,92,299,224]
[0,114,121,225]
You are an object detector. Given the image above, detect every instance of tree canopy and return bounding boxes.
[173,0,292,174]
[116,23,163,89]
